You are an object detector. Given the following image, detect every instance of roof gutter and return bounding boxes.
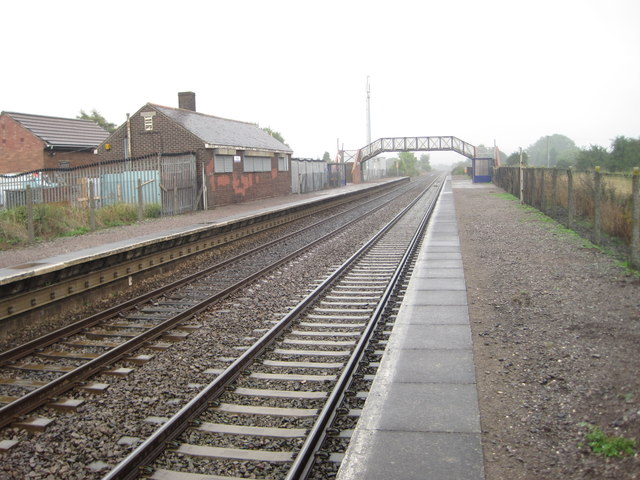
[204,143,292,154]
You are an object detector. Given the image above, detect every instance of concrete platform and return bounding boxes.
[336,176,484,480]
[0,179,403,286]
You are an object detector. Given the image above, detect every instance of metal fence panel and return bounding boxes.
[0,153,197,217]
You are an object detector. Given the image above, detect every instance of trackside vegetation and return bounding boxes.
[0,203,162,250]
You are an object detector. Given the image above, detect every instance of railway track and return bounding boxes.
[102,174,445,480]
[0,178,432,433]
[0,180,406,326]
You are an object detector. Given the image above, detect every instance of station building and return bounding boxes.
[98,92,293,208]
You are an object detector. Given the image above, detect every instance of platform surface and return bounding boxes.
[336,176,485,480]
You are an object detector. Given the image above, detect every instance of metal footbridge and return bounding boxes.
[339,136,497,183]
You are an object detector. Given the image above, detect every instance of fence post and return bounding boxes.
[567,168,574,230]
[540,168,546,212]
[173,182,178,216]
[26,185,35,243]
[137,178,144,222]
[631,167,640,270]
[594,166,602,245]
[89,180,96,231]
[519,149,524,204]
[551,168,558,218]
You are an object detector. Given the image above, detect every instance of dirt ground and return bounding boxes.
[453,180,640,479]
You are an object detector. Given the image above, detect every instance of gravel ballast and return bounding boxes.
[454,179,639,479]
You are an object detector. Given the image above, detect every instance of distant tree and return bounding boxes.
[609,136,640,171]
[575,145,610,170]
[418,153,432,172]
[506,151,529,166]
[262,127,288,146]
[496,149,508,166]
[387,157,399,174]
[526,134,578,167]
[77,109,117,133]
[397,152,419,177]
[451,160,471,175]
[322,151,331,162]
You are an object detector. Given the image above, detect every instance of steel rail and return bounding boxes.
[103,175,444,480]
[286,175,445,480]
[0,180,423,430]
[0,179,416,366]
[0,179,406,323]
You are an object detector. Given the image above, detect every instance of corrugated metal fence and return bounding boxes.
[291,159,346,194]
[0,153,197,216]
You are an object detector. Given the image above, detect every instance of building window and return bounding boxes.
[244,156,272,172]
[214,155,234,173]
[278,156,289,171]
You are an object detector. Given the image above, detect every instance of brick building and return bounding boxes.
[0,111,110,174]
[99,92,293,208]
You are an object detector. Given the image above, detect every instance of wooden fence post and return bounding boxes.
[173,178,178,216]
[567,168,574,230]
[594,166,602,245]
[551,168,558,217]
[519,149,524,204]
[540,168,546,212]
[26,185,35,243]
[89,181,96,231]
[631,167,639,270]
[137,178,144,222]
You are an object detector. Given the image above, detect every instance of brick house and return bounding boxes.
[0,111,110,174]
[98,92,293,208]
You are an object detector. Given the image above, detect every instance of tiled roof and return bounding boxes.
[3,111,110,149]
[154,105,293,153]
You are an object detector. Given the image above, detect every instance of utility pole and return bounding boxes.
[366,76,371,145]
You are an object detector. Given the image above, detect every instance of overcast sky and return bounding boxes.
[2,0,638,164]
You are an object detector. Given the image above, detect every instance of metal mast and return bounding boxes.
[366,76,371,145]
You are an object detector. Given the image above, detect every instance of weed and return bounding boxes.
[145,203,162,218]
[579,423,636,457]
[619,392,634,403]
[491,192,519,202]
[0,201,167,250]
[61,227,91,237]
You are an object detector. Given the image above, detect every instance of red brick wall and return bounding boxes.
[98,105,204,161]
[43,151,102,169]
[0,115,45,173]
[209,154,291,206]
[98,104,292,209]
[0,114,103,173]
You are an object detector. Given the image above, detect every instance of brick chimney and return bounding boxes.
[178,91,196,111]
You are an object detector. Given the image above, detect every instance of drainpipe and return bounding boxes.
[126,113,132,159]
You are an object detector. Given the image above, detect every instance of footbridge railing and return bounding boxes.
[338,135,497,183]
[339,136,495,164]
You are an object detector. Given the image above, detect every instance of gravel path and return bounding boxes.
[453,178,640,479]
